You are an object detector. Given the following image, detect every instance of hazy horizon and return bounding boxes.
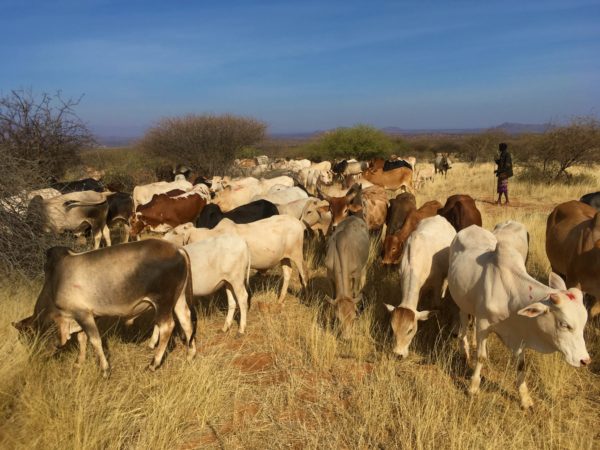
[1,0,599,135]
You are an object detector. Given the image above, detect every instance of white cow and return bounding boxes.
[133,179,193,209]
[384,216,456,357]
[185,235,251,334]
[213,176,295,212]
[164,216,307,303]
[492,220,529,263]
[276,197,314,219]
[288,159,311,172]
[251,186,308,205]
[448,225,590,408]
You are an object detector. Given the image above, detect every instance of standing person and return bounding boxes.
[495,142,513,205]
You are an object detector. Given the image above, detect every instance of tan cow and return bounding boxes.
[362,167,414,193]
[546,200,600,316]
[317,184,388,231]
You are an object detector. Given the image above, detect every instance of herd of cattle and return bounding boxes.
[8,154,600,409]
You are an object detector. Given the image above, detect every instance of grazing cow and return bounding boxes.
[382,200,442,265]
[414,166,435,189]
[493,220,529,264]
[288,159,312,172]
[28,191,111,249]
[106,192,134,243]
[448,225,590,408]
[184,235,251,334]
[1,187,61,216]
[317,184,388,231]
[385,193,416,236]
[437,194,482,232]
[195,200,279,229]
[50,178,105,194]
[384,216,456,357]
[277,197,319,219]
[546,201,600,316]
[580,191,600,211]
[332,160,365,182]
[213,176,294,211]
[130,192,206,238]
[362,167,414,193]
[12,239,196,376]
[164,216,307,303]
[297,167,333,194]
[133,179,193,209]
[298,198,332,236]
[434,153,450,177]
[325,216,370,339]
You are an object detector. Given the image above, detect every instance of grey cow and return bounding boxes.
[324,215,370,339]
[28,190,112,249]
[13,239,196,377]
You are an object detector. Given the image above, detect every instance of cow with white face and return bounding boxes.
[448,225,590,409]
[384,216,456,357]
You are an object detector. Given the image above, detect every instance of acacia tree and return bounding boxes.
[139,114,266,174]
[538,117,600,179]
[459,130,508,166]
[0,90,94,187]
[308,125,393,161]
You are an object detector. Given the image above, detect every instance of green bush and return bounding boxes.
[307,125,393,160]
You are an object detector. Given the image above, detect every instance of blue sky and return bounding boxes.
[1,0,599,135]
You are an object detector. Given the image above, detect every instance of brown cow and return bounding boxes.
[361,167,414,193]
[382,200,442,265]
[131,192,206,238]
[437,194,482,232]
[546,200,600,316]
[318,184,388,231]
[386,192,416,237]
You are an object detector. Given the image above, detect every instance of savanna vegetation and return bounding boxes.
[1,151,599,448]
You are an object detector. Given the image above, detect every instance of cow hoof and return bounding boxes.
[101,369,111,379]
[468,384,480,396]
[147,363,158,372]
[235,332,244,339]
[520,397,534,410]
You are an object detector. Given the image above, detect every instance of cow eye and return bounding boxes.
[407,328,413,335]
[559,321,571,330]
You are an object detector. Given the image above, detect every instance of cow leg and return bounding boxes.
[101,224,112,247]
[233,282,249,335]
[92,226,102,249]
[468,321,490,395]
[75,331,87,367]
[149,312,175,371]
[173,293,196,361]
[147,324,159,349]
[223,287,237,332]
[457,311,471,364]
[291,249,308,291]
[515,347,534,409]
[76,313,110,377]
[277,259,293,304]
[122,223,131,243]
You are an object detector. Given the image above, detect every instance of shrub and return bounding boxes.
[307,125,393,161]
[138,114,266,174]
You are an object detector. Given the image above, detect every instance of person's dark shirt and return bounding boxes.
[495,151,513,177]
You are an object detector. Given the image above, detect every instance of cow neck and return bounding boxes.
[509,269,553,308]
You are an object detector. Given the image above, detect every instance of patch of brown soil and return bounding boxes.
[255,301,283,314]
[232,351,276,373]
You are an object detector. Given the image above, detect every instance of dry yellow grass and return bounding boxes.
[1,163,599,449]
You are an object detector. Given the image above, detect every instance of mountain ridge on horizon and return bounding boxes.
[94,122,551,147]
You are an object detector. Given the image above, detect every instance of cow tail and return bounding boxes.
[179,248,197,338]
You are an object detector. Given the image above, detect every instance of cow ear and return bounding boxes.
[518,302,549,318]
[384,303,396,312]
[417,310,438,321]
[548,272,567,291]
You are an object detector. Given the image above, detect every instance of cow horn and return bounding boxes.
[325,295,337,305]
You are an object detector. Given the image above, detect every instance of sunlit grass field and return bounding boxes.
[1,161,599,449]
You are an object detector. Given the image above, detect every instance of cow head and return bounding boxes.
[384,304,436,357]
[300,199,331,235]
[163,222,195,246]
[318,170,334,186]
[326,295,362,340]
[129,214,146,238]
[382,234,404,265]
[517,272,590,367]
[318,184,363,228]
